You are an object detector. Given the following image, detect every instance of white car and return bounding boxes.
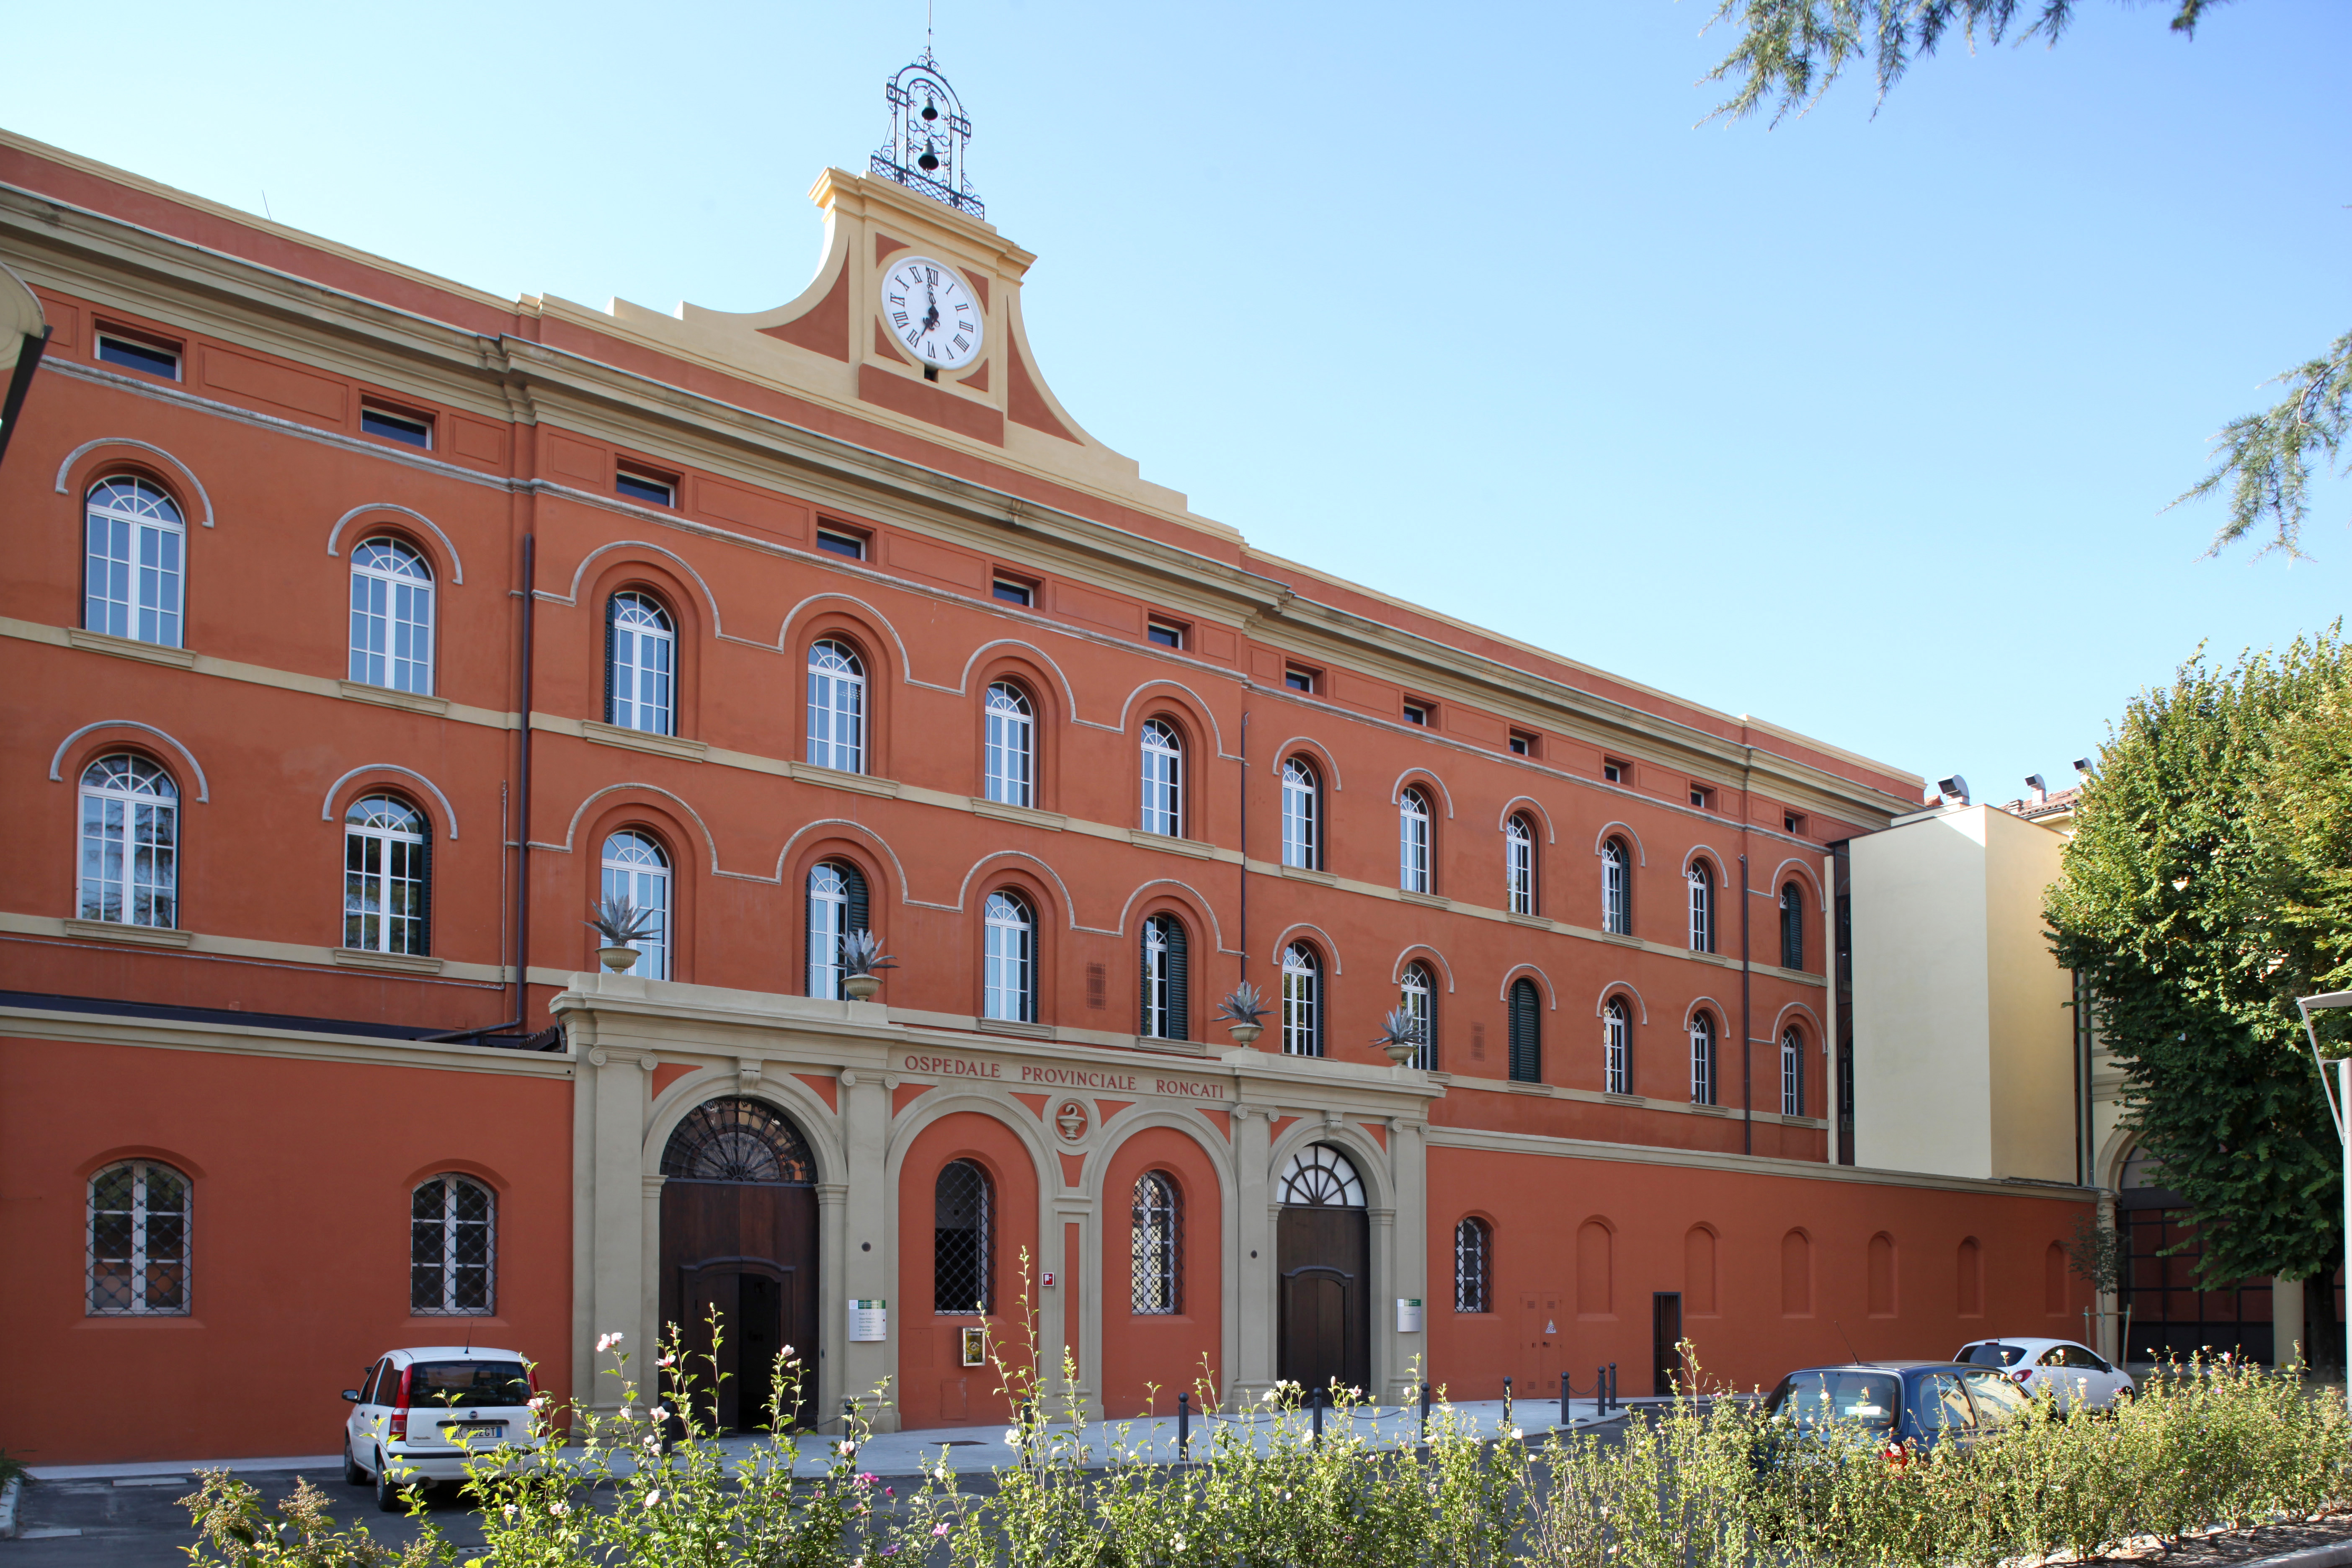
[342,1346,537,1509]
[1955,1337,2134,1413]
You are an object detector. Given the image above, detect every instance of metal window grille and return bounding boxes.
[411,1174,495,1315]
[660,1096,817,1182]
[934,1159,993,1313]
[806,639,866,772]
[88,1159,190,1315]
[79,755,177,928]
[1130,1172,1181,1314]
[1399,788,1430,892]
[1281,759,1317,868]
[84,477,183,647]
[1691,1014,1717,1105]
[1455,1217,1492,1313]
[1781,1029,1804,1117]
[984,683,1033,806]
[1140,720,1182,837]
[349,538,434,694]
[1402,962,1436,1071]
[983,890,1033,1021]
[1508,978,1542,1083]
[607,593,675,735]
[601,830,670,979]
[1688,864,1714,953]
[1602,840,1630,934]
[1277,1145,1364,1207]
[1780,884,1805,970]
[1605,999,1632,1095]
[1282,943,1320,1057]
[344,795,429,955]
[1506,817,1534,915]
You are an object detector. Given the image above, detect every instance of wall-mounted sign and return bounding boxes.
[897,1052,1229,1102]
[1396,1298,1424,1333]
[960,1326,988,1367]
[1040,1271,1056,1288]
[849,1299,888,1342]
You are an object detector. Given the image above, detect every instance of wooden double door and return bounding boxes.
[1277,1205,1369,1398]
[659,1179,817,1432]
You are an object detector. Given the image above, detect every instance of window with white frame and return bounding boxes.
[1398,786,1431,892]
[1130,1172,1181,1314]
[1604,997,1632,1095]
[87,1159,190,1315]
[344,795,429,954]
[1506,815,1535,915]
[1281,758,1318,868]
[984,683,1034,807]
[983,890,1034,1021]
[84,477,184,648]
[1690,1013,1717,1105]
[1781,1028,1805,1117]
[807,860,869,999]
[606,593,676,735]
[1602,838,1631,935]
[1141,913,1188,1039]
[1454,1216,1492,1313]
[1140,719,1182,837]
[79,754,177,928]
[348,538,434,694]
[601,830,671,979]
[1281,942,1321,1056]
[410,1173,494,1315]
[1401,960,1436,1071]
[805,639,866,772]
[1687,861,1715,953]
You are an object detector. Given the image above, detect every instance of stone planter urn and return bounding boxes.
[598,945,640,973]
[1228,1022,1263,1048]
[1382,1039,1418,1066]
[843,973,883,1001]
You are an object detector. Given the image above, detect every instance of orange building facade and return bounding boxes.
[0,92,2094,1465]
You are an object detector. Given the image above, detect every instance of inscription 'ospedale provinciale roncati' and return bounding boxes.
[897,1053,1229,1101]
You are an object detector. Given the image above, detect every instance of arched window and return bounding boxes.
[1454,1217,1493,1313]
[983,890,1034,1021]
[806,860,869,999]
[1508,977,1542,1083]
[1506,815,1535,916]
[1398,786,1431,893]
[1400,961,1436,1071]
[934,1159,993,1314]
[84,477,184,648]
[1781,1027,1805,1117]
[349,538,434,694]
[1690,1012,1717,1105]
[1687,860,1715,953]
[1604,997,1632,1095]
[806,640,866,773]
[88,1159,189,1315]
[1140,719,1182,837]
[1780,883,1805,970]
[344,795,429,955]
[410,1173,494,1315]
[601,830,671,979]
[984,682,1033,806]
[1281,941,1322,1057]
[1140,912,1188,1040]
[1277,1144,1364,1206]
[1602,838,1631,935]
[661,1097,817,1182]
[1130,1172,1181,1314]
[79,755,177,928]
[606,592,675,736]
[1281,758,1318,869]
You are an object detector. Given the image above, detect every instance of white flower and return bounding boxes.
[838,1441,857,1457]
[781,1345,794,1357]
[1261,1388,1279,1404]
[651,1407,668,1422]
[1510,1427,1525,1440]
[549,1501,571,1517]
[1005,1427,1023,1445]
[1172,1535,1186,1550]
[596,1332,624,1352]
[644,1490,661,1508]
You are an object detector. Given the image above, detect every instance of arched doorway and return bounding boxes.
[659,1097,819,1431]
[1276,1144,1369,1397]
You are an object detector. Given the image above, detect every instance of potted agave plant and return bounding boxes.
[1217,981,1270,1048]
[585,896,657,972]
[1375,1007,1423,1067]
[838,929,897,1001]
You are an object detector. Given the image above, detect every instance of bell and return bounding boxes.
[921,98,940,123]
[917,142,941,172]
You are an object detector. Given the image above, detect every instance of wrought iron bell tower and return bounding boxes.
[870,53,983,220]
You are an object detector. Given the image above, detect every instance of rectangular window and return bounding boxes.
[361,404,434,449]
[616,466,676,507]
[1603,759,1627,784]
[95,329,181,381]
[1785,812,1807,836]
[816,528,867,560]
[1509,731,1535,756]
[1147,621,1184,650]
[1284,668,1315,694]
[1402,702,1428,726]
[1690,785,1713,810]
[992,577,1034,607]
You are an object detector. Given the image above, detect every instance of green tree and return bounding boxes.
[2045,629,2352,1284]
[1699,0,2352,561]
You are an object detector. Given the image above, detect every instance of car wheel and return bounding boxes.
[343,1441,366,1486]
[374,1452,404,1513]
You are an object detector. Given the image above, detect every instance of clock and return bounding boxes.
[880,256,984,370]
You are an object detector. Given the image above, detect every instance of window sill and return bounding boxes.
[789,761,902,799]
[1398,889,1450,910]
[1498,1078,1554,1095]
[1506,912,1555,931]
[1601,1092,1646,1107]
[1690,1102,1733,1117]
[1597,930,1642,947]
[975,1016,1054,1039]
[331,947,446,975]
[969,798,1067,832]
[338,679,449,717]
[1129,829,1212,858]
[1130,1034,1212,1057]
[1781,1114,1827,1128]
[1277,863,1337,887]
[63,918,193,948]
[66,627,196,668]
[580,719,708,762]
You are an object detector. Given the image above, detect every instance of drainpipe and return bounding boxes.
[1739,850,1752,1155]
[1239,710,1250,988]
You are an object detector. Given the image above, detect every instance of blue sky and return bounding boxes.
[11,0,2347,800]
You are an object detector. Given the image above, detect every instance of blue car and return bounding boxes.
[1760,1359,2034,1459]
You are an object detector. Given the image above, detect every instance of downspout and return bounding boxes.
[1739,741,1754,1156]
[1238,710,1250,989]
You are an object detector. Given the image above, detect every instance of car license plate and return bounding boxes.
[447,1421,504,1436]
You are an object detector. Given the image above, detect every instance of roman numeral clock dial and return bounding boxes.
[881,257,983,370]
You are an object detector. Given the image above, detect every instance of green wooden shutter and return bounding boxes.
[603,596,619,724]
[1166,918,1189,1041]
[413,827,432,957]
[845,863,869,940]
[1510,980,1540,1082]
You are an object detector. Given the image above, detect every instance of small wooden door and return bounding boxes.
[1277,1205,1369,1397]
[660,1179,817,1431]
[1520,1292,1564,1389]
[1652,1292,1684,1396]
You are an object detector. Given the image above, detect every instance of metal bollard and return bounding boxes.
[1562,1371,1571,1426]
[1311,1385,1324,1442]
[1419,1380,1432,1444]
[1177,1391,1189,1462]
[1608,1362,1618,1413]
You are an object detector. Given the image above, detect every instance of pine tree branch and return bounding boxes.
[2173,329,2352,562]
[1696,0,2081,126]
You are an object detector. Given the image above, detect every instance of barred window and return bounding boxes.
[345,795,429,955]
[606,592,675,735]
[1399,787,1431,893]
[349,538,434,694]
[934,1159,993,1314]
[1455,1217,1492,1313]
[1281,758,1318,869]
[807,640,866,773]
[1140,720,1182,837]
[1780,883,1805,970]
[1281,942,1321,1057]
[984,683,1034,806]
[84,476,183,648]
[1506,815,1535,915]
[1691,1013,1718,1106]
[983,890,1034,1021]
[1688,861,1715,954]
[1782,1028,1805,1117]
[1507,977,1542,1084]
[410,1174,494,1315]
[1400,961,1436,1071]
[1141,913,1189,1040]
[88,1159,189,1315]
[1602,838,1631,935]
[1604,997,1632,1095]
[1130,1172,1181,1314]
[79,755,178,928]
[601,830,671,979]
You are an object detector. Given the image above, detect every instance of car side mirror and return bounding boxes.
[342,1390,361,1403]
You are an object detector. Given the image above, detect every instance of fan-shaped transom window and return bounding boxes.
[661,1097,817,1183]
[350,538,434,694]
[1688,861,1716,954]
[1281,942,1321,1057]
[1399,787,1431,892]
[1281,758,1318,869]
[1400,961,1436,1071]
[345,795,429,955]
[1690,1013,1718,1105]
[1506,815,1535,915]
[607,592,676,735]
[88,1159,189,1315]
[1602,838,1632,935]
[1455,1217,1493,1313]
[84,477,184,648]
[410,1174,494,1314]
[983,890,1034,1021]
[1140,719,1182,837]
[934,1159,993,1314]
[601,830,671,979]
[1604,997,1632,1096]
[1279,1144,1364,1207]
[984,682,1034,806]
[807,639,866,773]
[80,755,178,928]
[1131,1172,1181,1314]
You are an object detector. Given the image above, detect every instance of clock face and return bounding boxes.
[881,256,983,370]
